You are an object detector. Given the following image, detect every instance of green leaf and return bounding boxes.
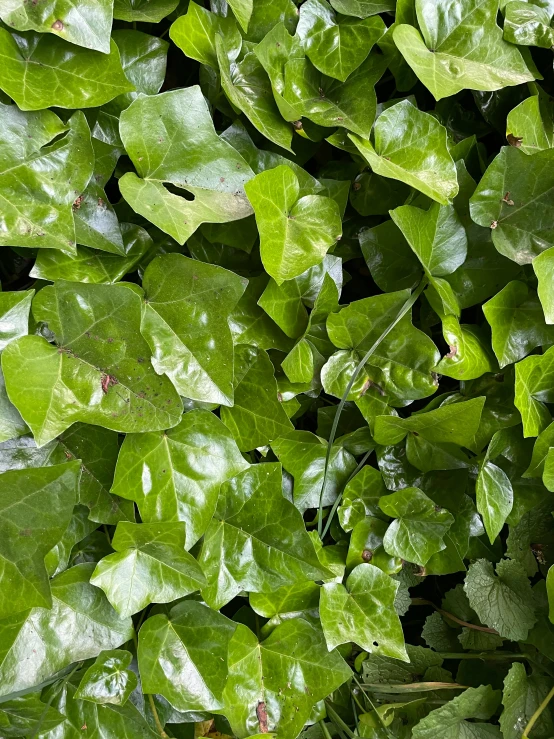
[0,0,113,51]
[464,558,537,639]
[359,220,421,292]
[379,488,455,566]
[245,165,342,284]
[515,345,554,437]
[325,290,440,404]
[140,253,247,406]
[75,649,138,706]
[42,680,160,737]
[373,397,486,447]
[30,224,154,284]
[170,2,242,69]
[220,345,293,451]
[349,100,458,205]
[483,280,554,367]
[338,464,387,532]
[2,282,182,446]
[0,564,133,696]
[227,0,253,32]
[389,202,467,277]
[320,563,407,659]
[0,31,133,110]
[500,662,554,739]
[0,290,33,352]
[114,0,178,22]
[476,461,513,544]
[272,430,357,512]
[222,619,351,739]
[229,274,293,352]
[470,146,554,264]
[111,410,249,549]
[0,694,65,737]
[329,0,394,16]
[138,601,237,711]
[435,316,496,380]
[91,522,206,617]
[296,0,384,82]
[119,87,255,243]
[0,462,79,619]
[215,36,294,151]
[506,94,554,155]
[199,463,331,609]
[0,106,93,254]
[412,685,502,739]
[504,1,554,48]
[393,0,534,101]
[283,53,386,137]
[534,246,554,324]
[0,370,27,445]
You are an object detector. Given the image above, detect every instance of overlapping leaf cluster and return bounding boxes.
[1,0,554,737]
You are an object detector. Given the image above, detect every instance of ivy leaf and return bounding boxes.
[464,558,537,640]
[0,291,33,352]
[435,316,496,381]
[272,430,357,512]
[412,685,502,739]
[393,0,534,101]
[533,247,554,324]
[111,410,249,549]
[349,100,458,205]
[118,87,255,243]
[0,106,93,254]
[470,146,554,265]
[504,1,554,48]
[114,0,178,22]
[220,345,293,451]
[476,461,513,544]
[373,397,486,447]
[380,488,455,566]
[329,0,395,16]
[506,94,554,155]
[30,224,154,285]
[483,280,554,367]
[0,694,65,736]
[0,374,28,445]
[2,282,182,446]
[283,53,387,137]
[514,345,554,437]
[222,620,351,739]
[389,202,468,277]
[0,31,133,110]
[296,0,384,82]
[245,165,342,284]
[320,563,407,660]
[199,463,331,609]
[325,290,440,404]
[359,220,421,292]
[138,601,237,712]
[338,464,387,532]
[170,2,242,69]
[75,649,138,706]
[91,522,206,618]
[0,0,113,52]
[0,462,79,619]
[140,253,247,406]
[0,564,133,696]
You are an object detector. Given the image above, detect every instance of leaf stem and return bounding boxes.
[436,652,531,661]
[317,275,428,539]
[523,685,554,738]
[411,598,499,634]
[148,693,169,738]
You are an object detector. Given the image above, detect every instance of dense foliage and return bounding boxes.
[2,0,554,737]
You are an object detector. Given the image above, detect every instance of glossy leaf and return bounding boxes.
[75,649,137,706]
[91,522,206,617]
[515,345,554,437]
[0,462,79,619]
[111,410,249,549]
[349,100,458,204]
[140,253,247,406]
[114,0,177,22]
[413,685,502,739]
[0,564,133,696]
[0,694,65,736]
[2,281,182,446]
[119,87,255,243]
[245,165,342,284]
[199,463,331,609]
[394,0,534,101]
[321,563,407,659]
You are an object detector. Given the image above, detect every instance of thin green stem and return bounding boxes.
[317,275,428,538]
[436,652,532,661]
[320,719,334,739]
[148,693,169,738]
[321,448,372,539]
[523,685,554,738]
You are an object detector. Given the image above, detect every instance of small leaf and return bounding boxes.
[75,649,138,706]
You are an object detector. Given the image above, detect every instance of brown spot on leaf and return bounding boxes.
[502,192,514,206]
[101,374,118,393]
[292,120,303,130]
[362,549,373,562]
[52,19,64,30]
[507,133,523,147]
[256,701,269,733]
[446,345,457,358]
[353,181,361,191]
[72,194,84,211]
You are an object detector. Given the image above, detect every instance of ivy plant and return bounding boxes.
[1,1,554,738]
